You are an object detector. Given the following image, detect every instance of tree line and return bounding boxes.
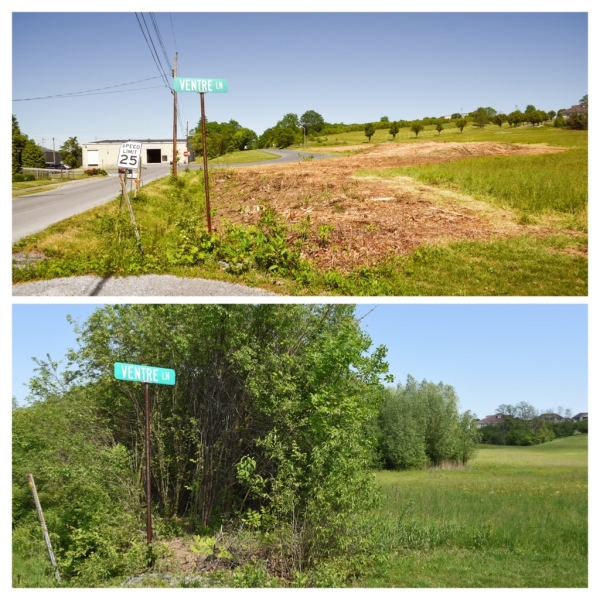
[12,115,82,176]
[479,401,588,446]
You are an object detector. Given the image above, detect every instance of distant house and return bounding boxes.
[561,104,587,118]
[538,413,566,423]
[41,147,60,164]
[572,412,588,422]
[476,413,509,428]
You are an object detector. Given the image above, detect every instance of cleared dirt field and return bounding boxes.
[209,141,571,271]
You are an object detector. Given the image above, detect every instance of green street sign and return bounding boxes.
[114,362,176,386]
[173,77,228,93]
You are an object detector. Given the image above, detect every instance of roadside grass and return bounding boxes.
[363,435,588,587]
[12,175,93,197]
[12,172,587,296]
[206,150,280,164]
[12,525,60,588]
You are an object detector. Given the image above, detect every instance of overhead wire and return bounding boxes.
[14,79,165,101]
[150,13,173,74]
[135,13,171,89]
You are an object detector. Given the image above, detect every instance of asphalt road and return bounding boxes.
[12,149,334,243]
[12,275,278,297]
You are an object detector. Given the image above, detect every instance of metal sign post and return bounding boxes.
[114,362,176,544]
[173,77,228,233]
[200,92,212,232]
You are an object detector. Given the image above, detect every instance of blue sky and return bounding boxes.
[11,8,589,148]
[12,303,588,419]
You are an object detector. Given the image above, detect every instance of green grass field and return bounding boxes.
[207,149,280,164]
[363,435,588,587]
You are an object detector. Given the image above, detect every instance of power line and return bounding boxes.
[169,13,178,54]
[150,13,172,73]
[14,78,164,101]
[135,13,171,89]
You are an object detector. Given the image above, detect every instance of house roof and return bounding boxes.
[562,104,587,115]
[573,412,588,420]
[476,413,508,424]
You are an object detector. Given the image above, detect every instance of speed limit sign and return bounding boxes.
[117,142,142,171]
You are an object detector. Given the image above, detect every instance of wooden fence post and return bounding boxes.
[27,474,61,584]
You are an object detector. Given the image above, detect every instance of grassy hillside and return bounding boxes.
[365,435,587,587]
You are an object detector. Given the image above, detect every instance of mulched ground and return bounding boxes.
[206,141,570,271]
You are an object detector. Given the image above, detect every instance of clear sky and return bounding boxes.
[12,303,588,419]
[10,5,589,149]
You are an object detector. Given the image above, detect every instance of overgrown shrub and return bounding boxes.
[29,304,391,579]
[13,173,36,182]
[12,387,147,586]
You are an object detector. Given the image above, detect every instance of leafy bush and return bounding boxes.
[13,173,36,182]
[84,168,107,176]
[13,387,147,586]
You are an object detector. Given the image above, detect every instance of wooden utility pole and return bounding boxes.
[28,474,61,583]
[172,53,178,177]
[144,383,152,544]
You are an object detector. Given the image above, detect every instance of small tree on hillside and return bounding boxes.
[435,122,444,135]
[380,116,390,123]
[389,121,399,139]
[492,114,506,128]
[410,122,424,137]
[365,123,375,141]
[455,118,468,133]
[473,107,489,129]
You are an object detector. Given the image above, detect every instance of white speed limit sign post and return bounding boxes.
[117,141,142,175]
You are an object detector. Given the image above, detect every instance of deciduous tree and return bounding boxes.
[410,122,424,137]
[59,137,81,168]
[300,109,325,134]
[455,118,467,133]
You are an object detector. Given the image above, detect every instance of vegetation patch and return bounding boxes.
[13,129,587,295]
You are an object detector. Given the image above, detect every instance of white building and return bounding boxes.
[81,139,191,169]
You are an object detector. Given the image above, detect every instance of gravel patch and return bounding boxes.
[12,275,277,297]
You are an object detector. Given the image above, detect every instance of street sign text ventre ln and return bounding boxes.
[114,362,176,386]
[173,77,228,93]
